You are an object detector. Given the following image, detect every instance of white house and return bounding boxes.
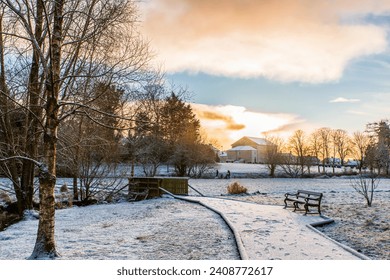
[226,136,273,163]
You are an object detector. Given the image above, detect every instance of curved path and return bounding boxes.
[180,196,365,260]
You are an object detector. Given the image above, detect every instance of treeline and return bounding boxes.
[264,121,390,177]
[125,87,214,178]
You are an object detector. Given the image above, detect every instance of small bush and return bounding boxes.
[0,192,12,205]
[55,192,73,209]
[60,184,69,193]
[227,182,247,195]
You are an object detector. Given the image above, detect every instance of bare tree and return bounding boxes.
[351,131,371,173]
[278,152,301,178]
[287,129,308,176]
[0,7,24,213]
[329,129,338,174]
[0,1,44,215]
[187,143,216,178]
[308,130,322,173]
[128,82,168,176]
[135,135,169,176]
[57,83,124,201]
[332,129,351,166]
[263,135,283,177]
[317,127,332,173]
[351,174,379,207]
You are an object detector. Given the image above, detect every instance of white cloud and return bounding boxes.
[141,0,389,83]
[346,110,370,116]
[330,97,361,103]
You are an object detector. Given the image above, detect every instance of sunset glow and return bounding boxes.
[192,104,303,149]
[140,0,390,147]
[142,0,388,83]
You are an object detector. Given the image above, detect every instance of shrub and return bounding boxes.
[60,184,69,193]
[350,173,379,207]
[0,191,12,205]
[227,182,247,195]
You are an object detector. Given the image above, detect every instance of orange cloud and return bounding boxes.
[141,0,389,83]
[196,110,246,131]
[191,103,303,149]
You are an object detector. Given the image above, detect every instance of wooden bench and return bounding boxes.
[284,190,323,215]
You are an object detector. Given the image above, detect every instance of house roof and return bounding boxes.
[228,146,257,151]
[231,136,272,147]
[246,137,271,145]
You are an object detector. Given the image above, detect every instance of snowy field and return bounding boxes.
[188,177,390,205]
[188,177,390,260]
[0,198,239,260]
[48,162,354,179]
[1,162,389,260]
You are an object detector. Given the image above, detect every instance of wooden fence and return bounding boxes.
[128,177,189,200]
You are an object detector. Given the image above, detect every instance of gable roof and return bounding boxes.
[246,137,270,145]
[231,136,272,147]
[228,145,257,151]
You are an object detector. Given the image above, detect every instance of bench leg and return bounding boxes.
[304,204,309,215]
[303,204,322,215]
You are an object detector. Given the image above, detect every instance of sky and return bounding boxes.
[139,0,390,149]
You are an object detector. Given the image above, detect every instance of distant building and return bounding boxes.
[345,159,360,168]
[278,152,298,164]
[303,156,321,165]
[226,136,273,163]
[324,157,342,167]
[209,145,228,163]
[218,151,228,163]
[226,146,257,163]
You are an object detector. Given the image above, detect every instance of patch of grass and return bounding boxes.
[364,218,375,227]
[101,222,114,228]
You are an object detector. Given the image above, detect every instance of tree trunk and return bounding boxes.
[30,167,58,258]
[30,0,64,259]
[20,0,44,211]
[73,176,79,201]
[270,165,275,177]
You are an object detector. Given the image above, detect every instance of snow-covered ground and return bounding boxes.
[189,177,390,205]
[0,163,389,260]
[0,197,239,260]
[53,162,356,179]
[188,177,390,260]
